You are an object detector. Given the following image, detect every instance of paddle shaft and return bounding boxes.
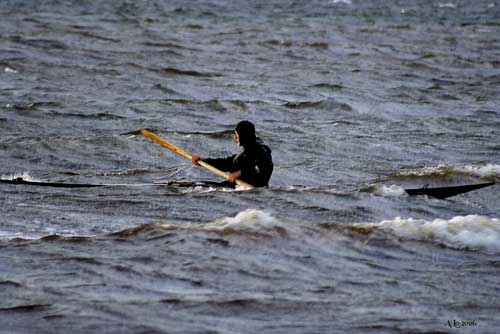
[140,129,253,189]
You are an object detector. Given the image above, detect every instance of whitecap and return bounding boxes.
[438,3,457,8]
[204,209,288,235]
[373,184,407,197]
[147,209,292,238]
[4,67,18,73]
[397,164,454,177]
[357,215,500,252]
[455,163,500,180]
[1,172,39,182]
[397,163,500,181]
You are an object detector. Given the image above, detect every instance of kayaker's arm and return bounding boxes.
[192,154,236,172]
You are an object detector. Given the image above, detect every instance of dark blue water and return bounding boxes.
[1,1,500,333]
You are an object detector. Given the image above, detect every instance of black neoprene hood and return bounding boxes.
[235,120,256,147]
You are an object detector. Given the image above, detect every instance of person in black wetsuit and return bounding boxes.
[191,121,273,187]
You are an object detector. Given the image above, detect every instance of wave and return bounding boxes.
[369,184,407,197]
[438,3,457,9]
[311,83,343,90]
[0,171,39,182]
[262,40,329,49]
[202,209,290,236]
[113,210,500,253]
[282,99,353,111]
[4,101,63,111]
[3,66,18,73]
[455,164,500,180]
[0,304,51,312]
[5,102,124,120]
[124,127,236,139]
[156,98,249,111]
[157,67,222,78]
[5,208,500,255]
[355,215,500,252]
[11,36,69,50]
[114,209,292,239]
[393,163,500,181]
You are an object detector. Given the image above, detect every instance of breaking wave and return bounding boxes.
[395,163,500,181]
[115,209,292,239]
[370,184,407,197]
[455,164,500,180]
[356,215,500,252]
[6,206,500,254]
[0,172,39,182]
[203,209,289,235]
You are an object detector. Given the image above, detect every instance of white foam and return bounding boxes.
[235,184,248,192]
[438,3,457,8]
[1,172,38,182]
[155,209,290,236]
[455,163,500,180]
[179,185,237,194]
[204,209,288,235]
[398,163,500,181]
[359,215,500,252]
[398,164,453,177]
[4,67,18,73]
[373,184,407,197]
[148,209,295,239]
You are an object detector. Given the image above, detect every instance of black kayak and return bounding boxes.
[1,177,102,188]
[404,182,496,199]
[0,177,228,188]
[2,177,495,199]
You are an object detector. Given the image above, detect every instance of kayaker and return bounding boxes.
[191,120,273,187]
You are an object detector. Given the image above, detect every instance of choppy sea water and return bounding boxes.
[1,0,500,333]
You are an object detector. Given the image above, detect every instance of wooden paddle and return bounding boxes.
[140,129,254,189]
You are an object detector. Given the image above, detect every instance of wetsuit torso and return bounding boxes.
[203,137,273,187]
